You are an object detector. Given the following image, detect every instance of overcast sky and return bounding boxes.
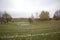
[0,0,60,18]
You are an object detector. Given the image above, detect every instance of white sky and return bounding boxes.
[0,0,60,18]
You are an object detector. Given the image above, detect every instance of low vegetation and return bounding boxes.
[0,20,60,40]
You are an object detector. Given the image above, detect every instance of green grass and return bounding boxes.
[0,21,60,40]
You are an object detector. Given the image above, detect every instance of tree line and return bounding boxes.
[0,10,60,24]
[29,10,60,23]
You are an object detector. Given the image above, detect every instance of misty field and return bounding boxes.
[0,21,60,40]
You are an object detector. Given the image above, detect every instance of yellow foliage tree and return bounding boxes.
[40,11,49,20]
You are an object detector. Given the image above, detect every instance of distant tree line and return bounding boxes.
[40,10,60,20]
[0,10,60,24]
[29,10,60,23]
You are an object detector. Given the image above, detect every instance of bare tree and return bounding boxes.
[53,10,60,20]
[29,14,36,23]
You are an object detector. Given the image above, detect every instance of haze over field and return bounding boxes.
[0,0,60,18]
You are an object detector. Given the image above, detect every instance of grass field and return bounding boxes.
[0,21,60,40]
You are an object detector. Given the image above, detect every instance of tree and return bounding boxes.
[2,11,12,23]
[31,14,35,22]
[29,14,36,23]
[53,10,60,20]
[0,12,3,24]
[40,11,49,20]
